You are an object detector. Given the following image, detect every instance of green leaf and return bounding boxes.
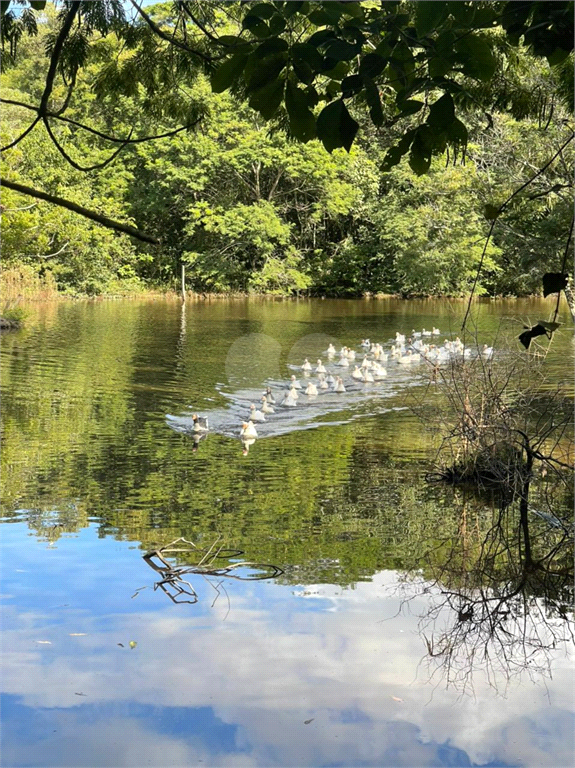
[210,54,248,93]
[285,80,316,142]
[542,273,568,297]
[249,77,285,119]
[428,55,451,78]
[415,1,448,37]
[445,117,468,145]
[316,99,358,153]
[29,0,46,9]
[455,35,497,81]
[427,93,455,129]
[1,0,11,13]
[484,204,500,220]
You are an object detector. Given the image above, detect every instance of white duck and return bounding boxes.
[318,375,329,389]
[432,327,441,335]
[240,421,258,439]
[288,385,299,400]
[249,403,266,423]
[351,365,363,380]
[337,355,349,367]
[301,358,312,372]
[362,370,374,383]
[334,376,346,393]
[290,375,302,389]
[263,387,276,404]
[305,381,318,396]
[281,391,297,407]
[316,359,327,374]
[482,344,494,358]
[327,343,336,357]
[260,396,275,414]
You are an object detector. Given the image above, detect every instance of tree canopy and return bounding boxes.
[1,1,573,300]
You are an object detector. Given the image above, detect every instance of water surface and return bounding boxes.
[1,297,573,767]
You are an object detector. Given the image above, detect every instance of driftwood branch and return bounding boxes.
[1,178,159,244]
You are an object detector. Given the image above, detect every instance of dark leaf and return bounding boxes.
[246,3,276,20]
[455,35,497,81]
[341,74,363,98]
[29,0,47,9]
[542,273,568,297]
[427,93,455,129]
[254,38,288,58]
[398,99,424,116]
[364,79,383,126]
[268,13,287,35]
[359,53,387,79]
[537,320,561,332]
[415,1,448,37]
[210,54,248,93]
[283,1,302,18]
[292,43,323,69]
[518,324,549,349]
[316,99,358,153]
[285,80,316,142]
[324,38,358,61]
[249,77,285,119]
[484,204,500,220]
[246,53,287,93]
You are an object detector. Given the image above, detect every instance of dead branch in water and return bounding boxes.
[141,537,284,605]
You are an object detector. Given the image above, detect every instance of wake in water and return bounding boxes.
[166,331,492,443]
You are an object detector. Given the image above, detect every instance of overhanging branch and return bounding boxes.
[2,178,159,244]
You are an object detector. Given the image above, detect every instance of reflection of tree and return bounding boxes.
[398,489,574,694]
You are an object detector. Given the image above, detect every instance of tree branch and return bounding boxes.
[130,0,212,64]
[1,179,159,244]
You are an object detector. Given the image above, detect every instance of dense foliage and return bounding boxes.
[1,1,573,296]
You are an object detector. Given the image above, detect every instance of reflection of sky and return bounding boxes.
[1,523,574,767]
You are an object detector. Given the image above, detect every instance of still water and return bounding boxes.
[1,297,573,768]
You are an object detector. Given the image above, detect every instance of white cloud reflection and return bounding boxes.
[2,569,574,767]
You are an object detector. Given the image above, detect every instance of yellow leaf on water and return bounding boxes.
[391,696,404,703]
[129,641,137,649]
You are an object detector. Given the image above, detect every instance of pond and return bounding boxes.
[1,297,573,768]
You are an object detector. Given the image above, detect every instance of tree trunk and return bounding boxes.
[181,262,186,302]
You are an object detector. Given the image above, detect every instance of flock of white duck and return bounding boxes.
[188,328,494,447]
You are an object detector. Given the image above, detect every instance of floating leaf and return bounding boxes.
[542,272,568,297]
[35,640,52,644]
[69,633,87,636]
[129,641,137,649]
[391,696,404,702]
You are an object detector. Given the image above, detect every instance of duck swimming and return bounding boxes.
[351,365,363,380]
[249,403,266,422]
[290,375,302,389]
[282,391,297,407]
[318,375,329,389]
[316,359,327,374]
[334,376,346,392]
[192,414,209,433]
[263,387,276,404]
[240,421,258,439]
[305,381,318,396]
[260,396,275,414]
[301,358,312,372]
